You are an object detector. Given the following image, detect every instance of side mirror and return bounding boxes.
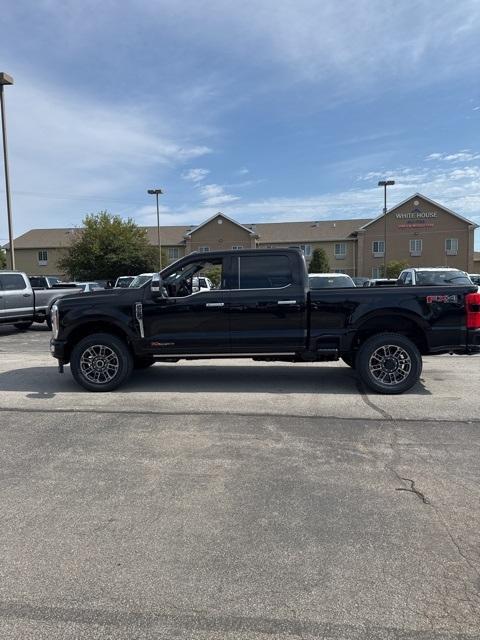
[151,273,163,298]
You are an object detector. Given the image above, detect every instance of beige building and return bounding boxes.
[4,193,479,278]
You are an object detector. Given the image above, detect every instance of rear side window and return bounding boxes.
[237,255,292,289]
[1,274,27,291]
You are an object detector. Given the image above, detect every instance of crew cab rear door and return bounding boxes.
[0,273,34,319]
[228,252,307,353]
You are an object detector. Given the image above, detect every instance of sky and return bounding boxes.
[0,0,479,249]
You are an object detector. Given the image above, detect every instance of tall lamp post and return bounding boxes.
[378,180,395,276]
[147,188,164,271]
[0,72,15,270]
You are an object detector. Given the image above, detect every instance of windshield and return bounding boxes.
[129,275,154,288]
[115,277,134,288]
[416,270,472,285]
[309,276,355,289]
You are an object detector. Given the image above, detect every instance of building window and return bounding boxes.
[289,244,311,257]
[168,247,180,260]
[372,267,382,278]
[372,240,385,257]
[38,250,48,265]
[334,243,347,259]
[232,245,243,250]
[445,238,458,256]
[198,246,210,253]
[409,239,422,256]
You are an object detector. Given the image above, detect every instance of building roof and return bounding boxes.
[360,192,479,230]
[5,217,372,250]
[254,218,372,243]
[185,212,257,237]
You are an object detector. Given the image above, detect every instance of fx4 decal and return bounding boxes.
[426,295,458,304]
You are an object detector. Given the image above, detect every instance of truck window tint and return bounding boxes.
[238,255,292,289]
[1,274,27,291]
[29,276,45,288]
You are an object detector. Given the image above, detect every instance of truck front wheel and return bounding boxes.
[70,333,133,392]
[356,333,422,395]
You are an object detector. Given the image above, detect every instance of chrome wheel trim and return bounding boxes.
[368,344,412,386]
[79,344,120,384]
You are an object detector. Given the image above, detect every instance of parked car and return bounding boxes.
[114,276,135,288]
[129,273,156,288]
[362,278,397,287]
[309,273,356,288]
[74,282,104,293]
[50,249,480,394]
[397,267,473,286]
[352,276,370,287]
[468,273,480,286]
[0,270,81,330]
[29,275,78,289]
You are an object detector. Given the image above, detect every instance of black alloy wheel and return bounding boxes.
[70,333,133,392]
[356,332,422,394]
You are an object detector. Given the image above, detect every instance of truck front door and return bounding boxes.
[141,256,230,355]
[228,253,307,353]
[0,274,34,320]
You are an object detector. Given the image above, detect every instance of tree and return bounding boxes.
[384,260,409,279]
[202,265,222,288]
[0,250,6,269]
[308,247,330,273]
[58,212,160,280]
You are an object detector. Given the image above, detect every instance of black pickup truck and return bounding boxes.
[50,249,480,393]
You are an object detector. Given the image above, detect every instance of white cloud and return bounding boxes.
[182,168,210,183]
[199,184,240,206]
[426,150,480,162]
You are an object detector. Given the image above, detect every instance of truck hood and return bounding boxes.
[57,288,141,308]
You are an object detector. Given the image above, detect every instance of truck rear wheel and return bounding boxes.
[70,333,133,392]
[356,333,422,395]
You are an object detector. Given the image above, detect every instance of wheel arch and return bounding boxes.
[350,312,429,354]
[62,320,134,363]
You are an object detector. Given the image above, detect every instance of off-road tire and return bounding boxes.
[70,333,133,392]
[356,332,422,395]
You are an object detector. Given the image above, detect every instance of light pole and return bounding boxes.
[0,72,15,270]
[378,180,395,276]
[147,188,163,270]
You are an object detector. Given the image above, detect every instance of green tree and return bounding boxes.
[202,265,222,288]
[58,212,160,280]
[308,247,330,273]
[0,250,6,269]
[384,260,409,279]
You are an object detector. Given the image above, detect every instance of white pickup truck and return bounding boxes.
[0,271,81,330]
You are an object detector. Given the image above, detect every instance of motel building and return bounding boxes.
[4,193,479,279]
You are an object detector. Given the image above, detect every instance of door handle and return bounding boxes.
[277,300,297,305]
[23,293,31,297]
[206,302,224,307]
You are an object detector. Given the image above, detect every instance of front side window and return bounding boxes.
[409,239,422,256]
[236,255,292,289]
[334,243,347,259]
[0,274,27,291]
[372,241,384,257]
[38,249,48,265]
[163,258,224,296]
[445,238,458,255]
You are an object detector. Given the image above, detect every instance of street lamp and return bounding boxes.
[0,72,15,270]
[147,188,164,270]
[378,180,395,276]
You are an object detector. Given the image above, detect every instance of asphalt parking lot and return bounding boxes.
[0,324,479,639]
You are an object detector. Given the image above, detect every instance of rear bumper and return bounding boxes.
[467,328,480,351]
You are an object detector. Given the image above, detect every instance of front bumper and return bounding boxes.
[50,338,68,362]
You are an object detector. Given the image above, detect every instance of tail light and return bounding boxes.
[466,292,480,329]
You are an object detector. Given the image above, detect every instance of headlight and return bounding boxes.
[51,303,60,338]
